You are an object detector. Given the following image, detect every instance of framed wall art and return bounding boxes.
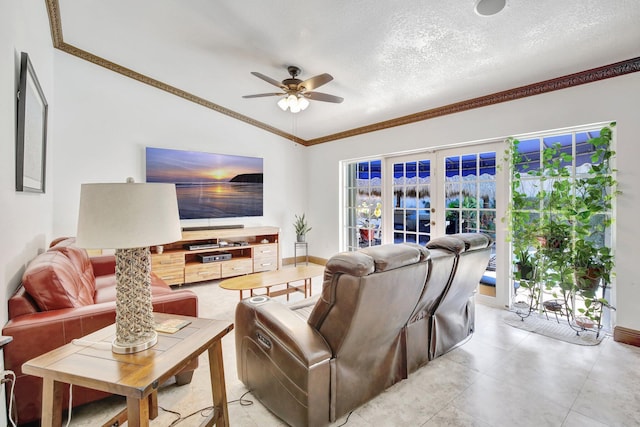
[16,52,48,193]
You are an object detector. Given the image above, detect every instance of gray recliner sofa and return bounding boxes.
[426,233,493,359]
[234,234,492,427]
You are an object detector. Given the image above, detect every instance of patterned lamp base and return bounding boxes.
[112,247,157,354]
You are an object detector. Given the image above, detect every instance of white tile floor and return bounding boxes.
[60,270,640,426]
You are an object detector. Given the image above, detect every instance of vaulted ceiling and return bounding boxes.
[48,0,640,145]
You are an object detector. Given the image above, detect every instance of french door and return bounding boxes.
[344,141,507,305]
[383,143,502,246]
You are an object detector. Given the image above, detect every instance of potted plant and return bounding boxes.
[293,213,312,242]
[538,220,571,253]
[357,201,381,242]
[572,240,609,293]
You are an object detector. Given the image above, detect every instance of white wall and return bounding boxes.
[52,52,310,256]
[307,72,640,332]
[0,1,55,424]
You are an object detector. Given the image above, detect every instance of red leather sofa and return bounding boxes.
[2,238,198,425]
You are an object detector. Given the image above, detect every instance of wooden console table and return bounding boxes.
[151,226,280,286]
[22,313,233,427]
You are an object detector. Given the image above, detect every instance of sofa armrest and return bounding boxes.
[2,288,198,426]
[2,290,198,375]
[235,297,332,427]
[90,255,116,276]
[3,302,120,374]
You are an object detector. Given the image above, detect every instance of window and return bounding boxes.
[513,127,612,251]
[393,159,432,245]
[344,160,382,250]
[510,123,616,330]
[444,152,497,239]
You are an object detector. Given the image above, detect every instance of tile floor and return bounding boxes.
[59,269,640,426]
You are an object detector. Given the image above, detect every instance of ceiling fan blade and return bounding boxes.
[305,92,344,103]
[251,72,285,89]
[242,92,285,98]
[298,73,333,92]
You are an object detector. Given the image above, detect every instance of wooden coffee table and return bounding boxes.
[22,313,233,427]
[220,264,325,300]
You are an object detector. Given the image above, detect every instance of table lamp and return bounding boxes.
[76,178,181,354]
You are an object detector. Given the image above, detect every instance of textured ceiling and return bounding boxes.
[55,0,640,143]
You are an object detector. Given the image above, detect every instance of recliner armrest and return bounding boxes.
[236,297,331,366]
[235,296,333,427]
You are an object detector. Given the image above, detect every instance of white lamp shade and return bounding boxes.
[76,182,182,249]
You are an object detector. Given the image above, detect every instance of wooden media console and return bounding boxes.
[150,226,280,285]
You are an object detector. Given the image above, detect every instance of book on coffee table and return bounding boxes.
[155,318,191,334]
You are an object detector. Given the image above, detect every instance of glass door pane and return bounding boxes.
[344,160,383,250]
[444,152,497,239]
[392,158,432,246]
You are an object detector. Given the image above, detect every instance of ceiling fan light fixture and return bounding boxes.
[248,66,342,112]
[277,93,309,113]
[298,96,310,111]
[277,97,288,111]
[475,0,506,16]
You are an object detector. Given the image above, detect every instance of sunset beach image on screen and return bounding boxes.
[145,147,263,219]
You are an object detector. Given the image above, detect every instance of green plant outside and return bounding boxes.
[506,123,618,324]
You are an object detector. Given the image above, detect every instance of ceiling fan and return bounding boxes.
[243,66,343,113]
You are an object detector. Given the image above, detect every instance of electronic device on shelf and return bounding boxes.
[184,243,220,251]
[198,252,232,263]
[218,240,229,247]
[146,146,263,220]
[182,224,244,231]
[232,241,249,246]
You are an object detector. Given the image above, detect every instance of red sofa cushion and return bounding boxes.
[48,240,97,295]
[22,251,95,311]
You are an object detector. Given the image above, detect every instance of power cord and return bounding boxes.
[159,390,254,426]
[66,384,73,427]
[0,372,71,427]
[158,391,355,425]
[160,404,215,426]
[2,370,17,427]
[227,390,254,407]
[336,411,354,426]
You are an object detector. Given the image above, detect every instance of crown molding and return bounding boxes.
[45,0,640,147]
[56,42,305,145]
[44,1,305,146]
[306,57,640,146]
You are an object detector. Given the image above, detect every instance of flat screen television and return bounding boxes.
[145,147,263,220]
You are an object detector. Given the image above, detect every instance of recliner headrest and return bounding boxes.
[325,252,375,277]
[449,233,493,251]
[360,243,429,272]
[325,243,429,277]
[426,236,465,255]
